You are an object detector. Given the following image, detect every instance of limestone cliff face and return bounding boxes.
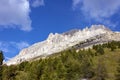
[6,25,120,65]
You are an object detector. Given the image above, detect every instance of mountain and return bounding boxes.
[5,25,120,65]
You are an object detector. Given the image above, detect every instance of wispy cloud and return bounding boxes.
[5,56,11,61]
[10,41,30,50]
[72,0,82,9]
[0,41,30,60]
[0,41,30,52]
[0,42,9,53]
[31,0,45,8]
[72,0,120,27]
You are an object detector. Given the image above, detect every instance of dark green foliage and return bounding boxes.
[0,65,2,80]
[0,51,4,80]
[105,41,118,51]
[18,61,28,71]
[93,58,108,80]
[110,41,117,51]
[93,45,98,50]
[115,59,120,80]
[97,46,105,55]
[117,41,120,48]
[1,49,95,80]
[2,65,18,80]
[0,51,4,65]
[93,45,105,55]
[1,41,120,80]
[80,57,94,79]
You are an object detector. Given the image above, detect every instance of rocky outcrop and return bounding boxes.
[5,25,120,65]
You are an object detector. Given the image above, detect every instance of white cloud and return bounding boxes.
[0,41,30,53]
[0,0,32,31]
[0,0,45,31]
[32,0,45,8]
[0,41,30,60]
[72,0,120,27]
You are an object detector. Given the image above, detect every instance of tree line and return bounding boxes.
[0,41,120,80]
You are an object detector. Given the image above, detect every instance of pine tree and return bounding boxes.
[0,51,4,65]
[0,51,4,80]
[97,46,105,55]
[110,41,117,51]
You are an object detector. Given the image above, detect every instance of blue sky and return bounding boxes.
[0,0,120,60]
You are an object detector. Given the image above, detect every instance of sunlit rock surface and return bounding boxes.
[6,25,120,65]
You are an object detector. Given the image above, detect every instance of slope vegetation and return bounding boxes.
[1,41,120,80]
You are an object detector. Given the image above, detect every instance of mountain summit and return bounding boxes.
[6,25,120,65]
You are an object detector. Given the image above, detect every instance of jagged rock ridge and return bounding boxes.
[6,25,120,65]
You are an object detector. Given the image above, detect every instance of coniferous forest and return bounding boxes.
[0,41,120,80]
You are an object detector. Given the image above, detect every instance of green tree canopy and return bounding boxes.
[0,51,4,65]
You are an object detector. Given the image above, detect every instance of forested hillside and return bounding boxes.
[1,41,120,80]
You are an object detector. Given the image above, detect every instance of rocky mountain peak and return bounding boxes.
[90,25,111,31]
[5,25,120,65]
